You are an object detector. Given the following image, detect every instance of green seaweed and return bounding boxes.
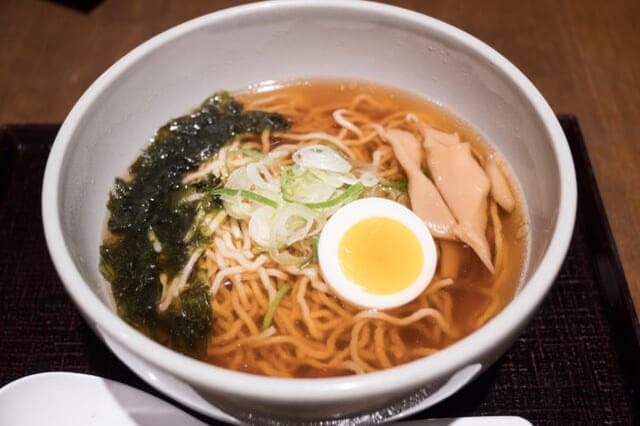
[100,92,290,356]
[157,282,212,354]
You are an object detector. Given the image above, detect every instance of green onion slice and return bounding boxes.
[381,178,408,190]
[211,188,278,209]
[262,284,291,330]
[240,148,265,159]
[311,236,319,264]
[303,182,365,209]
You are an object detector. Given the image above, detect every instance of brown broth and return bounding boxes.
[200,79,528,376]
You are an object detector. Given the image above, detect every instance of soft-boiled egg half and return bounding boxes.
[318,197,437,310]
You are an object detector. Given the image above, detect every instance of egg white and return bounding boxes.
[318,197,437,310]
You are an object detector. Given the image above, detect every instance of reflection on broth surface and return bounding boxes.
[100,79,528,378]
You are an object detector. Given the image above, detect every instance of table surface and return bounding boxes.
[1,0,639,318]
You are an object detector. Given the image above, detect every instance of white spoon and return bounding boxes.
[0,372,531,425]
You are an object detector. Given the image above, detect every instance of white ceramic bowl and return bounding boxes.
[42,1,576,423]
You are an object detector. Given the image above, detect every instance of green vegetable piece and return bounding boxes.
[240,148,265,159]
[311,236,319,264]
[303,182,365,209]
[300,235,320,269]
[380,178,408,191]
[211,188,279,209]
[262,284,291,330]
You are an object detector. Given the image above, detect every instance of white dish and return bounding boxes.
[0,372,206,426]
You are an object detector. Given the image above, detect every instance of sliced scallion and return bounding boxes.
[262,284,291,330]
[211,188,278,209]
[381,178,408,190]
[311,236,319,264]
[240,148,265,159]
[303,182,364,209]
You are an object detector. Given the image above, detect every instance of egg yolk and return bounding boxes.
[338,217,424,295]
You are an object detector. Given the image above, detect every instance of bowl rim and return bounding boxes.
[42,0,577,404]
